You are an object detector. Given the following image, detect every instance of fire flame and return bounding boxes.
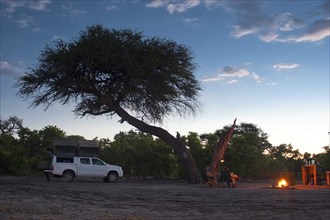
[278,179,287,188]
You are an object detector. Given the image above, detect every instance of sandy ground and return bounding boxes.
[0,176,329,220]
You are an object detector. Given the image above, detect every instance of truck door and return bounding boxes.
[77,157,92,176]
[91,158,107,176]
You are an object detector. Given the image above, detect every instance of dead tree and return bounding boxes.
[206,118,236,187]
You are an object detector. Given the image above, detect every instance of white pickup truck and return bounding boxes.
[50,155,123,182]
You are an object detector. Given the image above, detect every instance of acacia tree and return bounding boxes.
[16,24,202,183]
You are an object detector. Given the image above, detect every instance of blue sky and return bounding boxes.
[0,0,329,154]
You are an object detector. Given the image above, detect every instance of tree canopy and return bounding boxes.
[16,24,201,123]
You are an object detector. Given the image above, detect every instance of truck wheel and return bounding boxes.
[106,171,118,183]
[62,170,75,182]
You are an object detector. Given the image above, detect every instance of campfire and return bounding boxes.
[270,178,295,189]
[277,179,288,188]
[269,171,296,189]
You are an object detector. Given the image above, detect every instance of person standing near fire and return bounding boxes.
[219,166,232,187]
[219,166,239,187]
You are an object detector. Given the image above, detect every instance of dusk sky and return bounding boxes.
[0,0,329,154]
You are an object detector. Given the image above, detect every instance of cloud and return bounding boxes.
[228,1,272,38]
[203,0,224,9]
[144,0,329,44]
[295,18,330,42]
[226,79,237,84]
[229,5,305,40]
[145,0,168,8]
[61,5,87,17]
[1,0,51,13]
[202,66,261,83]
[261,18,330,43]
[146,0,201,14]
[182,17,202,27]
[11,13,35,28]
[0,60,24,78]
[226,1,329,44]
[53,35,65,41]
[250,72,261,82]
[1,0,51,28]
[273,13,304,32]
[106,5,118,10]
[273,63,299,71]
[267,82,278,86]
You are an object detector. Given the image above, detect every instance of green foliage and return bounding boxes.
[314,146,330,171]
[1,115,327,180]
[186,132,214,176]
[217,123,302,179]
[0,117,68,175]
[99,130,177,179]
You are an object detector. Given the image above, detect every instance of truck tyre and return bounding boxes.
[105,171,118,183]
[62,170,75,182]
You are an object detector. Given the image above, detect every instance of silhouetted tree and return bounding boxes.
[0,116,23,136]
[16,25,202,183]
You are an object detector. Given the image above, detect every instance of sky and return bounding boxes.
[0,0,329,154]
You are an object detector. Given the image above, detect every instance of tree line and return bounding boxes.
[1,116,329,180]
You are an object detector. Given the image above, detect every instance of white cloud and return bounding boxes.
[106,5,118,10]
[250,72,261,82]
[273,13,304,32]
[144,0,329,44]
[1,0,51,13]
[182,17,202,27]
[1,0,51,28]
[222,66,250,78]
[228,1,272,38]
[230,9,305,40]
[61,5,87,17]
[53,35,65,41]
[13,13,35,28]
[146,0,169,8]
[295,18,330,42]
[267,82,278,86]
[0,60,24,78]
[226,79,237,84]
[259,32,279,42]
[167,0,200,13]
[29,0,52,11]
[226,1,329,44]
[261,18,330,43]
[203,0,224,9]
[273,63,299,71]
[202,66,261,83]
[231,26,259,38]
[146,0,201,13]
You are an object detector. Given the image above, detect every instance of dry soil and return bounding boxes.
[0,176,329,220]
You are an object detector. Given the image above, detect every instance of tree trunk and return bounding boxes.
[114,105,200,183]
[208,118,236,177]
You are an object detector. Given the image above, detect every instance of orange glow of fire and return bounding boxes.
[278,179,287,188]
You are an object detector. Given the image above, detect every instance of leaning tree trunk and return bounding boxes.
[206,118,236,180]
[114,105,200,183]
